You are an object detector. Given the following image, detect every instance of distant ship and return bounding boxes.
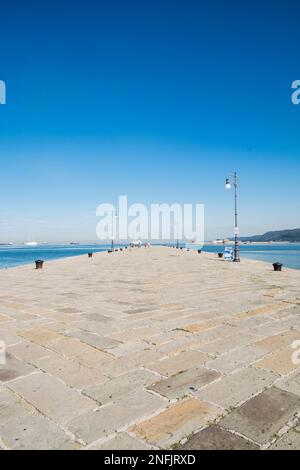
[24,241,38,246]
[69,242,80,245]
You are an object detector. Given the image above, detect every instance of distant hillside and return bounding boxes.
[241,229,300,243]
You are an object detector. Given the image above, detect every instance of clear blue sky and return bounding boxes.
[0,0,299,242]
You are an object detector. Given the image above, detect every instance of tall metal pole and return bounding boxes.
[111,211,114,252]
[175,222,179,249]
[233,172,240,262]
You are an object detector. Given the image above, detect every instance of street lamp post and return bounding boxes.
[225,172,240,262]
[111,211,117,252]
[175,221,179,249]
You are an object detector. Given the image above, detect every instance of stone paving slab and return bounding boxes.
[130,398,221,448]
[33,353,108,390]
[177,425,259,450]
[276,370,300,396]
[68,390,166,444]
[148,366,221,400]
[1,247,300,449]
[46,337,114,368]
[219,387,300,445]
[195,367,278,409]
[83,368,160,405]
[198,332,261,356]
[255,346,300,376]
[17,328,63,345]
[0,413,79,450]
[253,329,300,353]
[205,345,267,374]
[66,330,121,351]
[8,372,96,425]
[8,341,54,363]
[147,350,209,377]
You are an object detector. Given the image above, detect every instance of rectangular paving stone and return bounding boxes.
[255,346,300,376]
[9,341,54,363]
[0,413,78,450]
[276,370,300,396]
[195,367,277,409]
[205,345,268,374]
[110,339,155,358]
[99,349,163,377]
[253,329,300,353]
[250,321,300,338]
[33,353,108,390]
[180,319,221,334]
[17,328,63,345]
[198,332,260,356]
[148,350,209,377]
[178,324,238,342]
[84,368,159,405]
[67,330,121,350]
[68,390,166,444]
[8,372,96,425]
[47,337,114,367]
[148,367,221,400]
[84,312,112,322]
[219,387,300,445]
[178,425,259,450]
[110,326,162,342]
[0,353,35,382]
[130,398,221,448]
[234,303,287,320]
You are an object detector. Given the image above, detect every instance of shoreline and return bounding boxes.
[0,245,300,273]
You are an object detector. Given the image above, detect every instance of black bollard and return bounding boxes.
[198,250,202,254]
[273,262,283,272]
[88,253,93,258]
[218,253,223,258]
[35,260,44,269]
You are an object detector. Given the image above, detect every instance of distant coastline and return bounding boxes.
[240,228,300,243]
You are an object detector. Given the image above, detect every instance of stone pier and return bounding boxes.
[1,247,300,449]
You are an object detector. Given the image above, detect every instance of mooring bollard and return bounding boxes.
[35,260,44,269]
[198,250,202,254]
[88,253,93,258]
[273,262,283,272]
[108,250,113,253]
[218,253,223,258]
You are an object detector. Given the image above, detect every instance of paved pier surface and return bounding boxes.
[1,247,300,450]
